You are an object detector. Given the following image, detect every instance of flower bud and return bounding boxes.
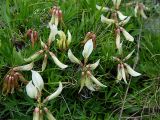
[82,39,93,61]
[50,6,62,26]
[81,32,96,49]
[44,107,56,120]
[33,107,40,120]
[57,30,72,51]
[26,29,38,48]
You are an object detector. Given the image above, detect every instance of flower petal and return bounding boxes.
[119,16,131,26]
[24,50,44,62]
[134,4,139,17]
[68,49,81,64]
[85,78,95,91]
[117,11,127,20]
[87,71,107,87]
[49,52,68,69]
[67,30,72,46]
[116,0,121,8]
[31,70,44,92]
[140,9,147,19]
[13,62,34,71]
[121,64,127,84]
[82,39,93,60]
[86,59,100,70]
[44,107,56,120]
[124,63,141,77]
[41,54,48,72]
[43,82,63,103]
[79,75,85,93]
[101,15,115,24]
[112,0,116,5]
[116,28,121,49]
[116,64,122,82]
[96,4,110,12]
[26,81,38,99]
[33,107,40,120]
[49,23,58,41]
[121,27,134,42]
[40,39,47,48]
[123,49,135,61]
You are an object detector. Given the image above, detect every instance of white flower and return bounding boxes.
[26,81,38,99]
[116,64,122,82]
[86,59,100,70]
[119,16,131,26]
[124,63,141,76]
[117,11,127,20]
[79,71,106,92]
[123,49,135,61]
[115,28,121,49]
[41,54,48,72]
[115,50,141,84]
[13,62,34,71]
[43,82,63,103]
[96,4,110,12]
[82,39,93,60]
[68,49,81,64]
[31,70,44,92]
[40,39,47,48]
[49,23,58,41]
[101,15,115,25]
[49,52,68,69]
[112,0,121,9]
[67,30,72,45]
[24,50,44,62]
[120,27,134,42]
[85,77,95,91]
[44,107,56,120]
[121,64,127,84]
[33,107,40,120]
[87,71,107,88]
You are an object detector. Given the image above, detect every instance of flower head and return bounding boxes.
[68,39,106,92]
[49,6,62,26]
[135,3,149,19]
[56,30,72,51]
[2,63,33,95]
[26,71,63,120]
[26,29,38,48]
[113,50,141,83]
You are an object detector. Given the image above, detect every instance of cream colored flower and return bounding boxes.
[43,82,63,103]
[114,50,141,83]
[101,15,115,25]
[49,52,68,69]
[96,4,110,12]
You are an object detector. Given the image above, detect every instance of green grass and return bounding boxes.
[0,0,160,119]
